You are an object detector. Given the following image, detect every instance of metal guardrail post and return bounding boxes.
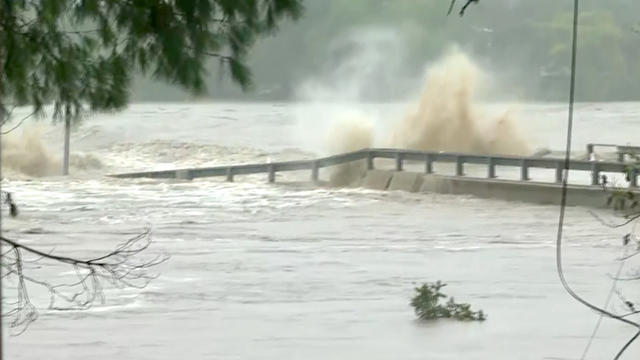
[268,164,275,183]
[520,159,529,181]
[630,167,638,188]
[425,154,433,174]
[367,152,374,170]
[311,161,319,182]
[395,153,403,171]
[586,143,594,158]
[455,156,464,176]
[555,162,563,183]
[226,167,234,182]
[487,157,496,179]
[590,163,599,186]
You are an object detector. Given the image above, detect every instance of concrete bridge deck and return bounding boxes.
[112,147,639,208]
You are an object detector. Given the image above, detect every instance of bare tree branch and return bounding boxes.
[459,0,478,16]
[589,210,640,229]
[447,0,456,16]
[0,227,168,335]
[1,111,37,135]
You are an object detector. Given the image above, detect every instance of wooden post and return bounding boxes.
[425,154,433,174]
[62,117,71,176]
[520,159,529,181]
[455,156,464,176]
[395,153,403,171]
[590,163,599,186]
[268,164,275,183]
[226,167,234,182]
[311,161,319,182]
[487,157,496,178]
[366,152,374,170]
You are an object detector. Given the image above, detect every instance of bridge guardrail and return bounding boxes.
[112,148,638,188]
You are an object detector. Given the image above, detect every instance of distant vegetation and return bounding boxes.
[410,281,486,322]
[134,0,640,102]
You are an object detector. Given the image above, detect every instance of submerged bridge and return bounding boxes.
[112,143,639,207]
[113,144,639,187]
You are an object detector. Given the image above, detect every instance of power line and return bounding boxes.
[555,1,640,359]
[580,248,627,359]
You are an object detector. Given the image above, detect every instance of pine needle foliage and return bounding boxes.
[0,0,303,122]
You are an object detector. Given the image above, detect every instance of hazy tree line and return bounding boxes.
[133,0,640,102]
